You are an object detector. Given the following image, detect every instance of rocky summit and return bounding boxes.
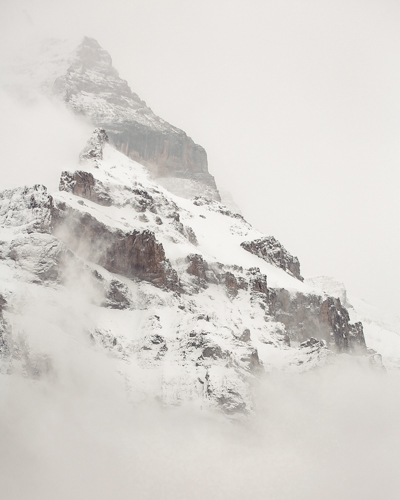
[12,36,220,201]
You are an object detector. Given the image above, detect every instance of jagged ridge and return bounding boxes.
[15,37,220,201]
[0,131,375,416]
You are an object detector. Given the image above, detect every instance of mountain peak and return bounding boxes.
[9,36,220,202]
[75,36,114,67]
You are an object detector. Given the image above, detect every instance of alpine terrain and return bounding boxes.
[1,36,399,419]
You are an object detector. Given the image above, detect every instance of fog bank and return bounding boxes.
[1,360,399,500]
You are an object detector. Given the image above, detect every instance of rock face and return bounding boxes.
[52,204,180,291]
[0,133,373,416]
[319,297,365,353]
[0,184,53,233]
[241,236,303,281]
[59,170,112,206]
[269,289,366,353]
[187,254,208,285]
[183,254,365,354]
[78,128,109,164]
[22,37,220,200]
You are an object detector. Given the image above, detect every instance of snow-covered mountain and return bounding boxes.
[1,36,399,418]
[0,126,392,416]
[6,36,219,201]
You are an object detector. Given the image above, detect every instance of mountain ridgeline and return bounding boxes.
[0,123,376,415]
[34,36,220,201]
[0,37,390,416]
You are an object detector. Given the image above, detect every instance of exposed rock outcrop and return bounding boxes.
[184,253,364,356]
[111,125,218,198]
[269,288,366,353]
[247,267,268,296]
[187,254,208,284]
[59,170,112,206]
[0,185,53,233]
[79,128,109,164]
[30,37,220,200]
[7,234,74,283]
[320,296,365,353]
[224,271,239,298]
[52,202,180,291]
[241,236,303,281]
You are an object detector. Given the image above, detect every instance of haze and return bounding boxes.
[1,0,400,315]
[1,2,400,498]
[2,337,400,500]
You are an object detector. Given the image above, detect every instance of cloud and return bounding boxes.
[1,350,399,500]
[0,87,92,193]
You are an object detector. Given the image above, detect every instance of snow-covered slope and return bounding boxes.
[0,129,383,416]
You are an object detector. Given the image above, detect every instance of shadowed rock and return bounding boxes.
[269,289,366,353]
[247,267,268,295]
[241,236,303,281]
[224,272,239,298]
[59,170,112,206]
[52,203,180,291]
[48,37,220,200]
[187,254,208,282]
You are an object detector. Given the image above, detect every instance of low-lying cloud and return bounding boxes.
[1,351,399,500]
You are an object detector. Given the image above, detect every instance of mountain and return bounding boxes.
[0,126,389,415]
[3,33,400,500]
[1,36,398,417]
[7,36,219,201]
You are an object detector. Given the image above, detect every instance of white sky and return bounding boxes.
[1,0,399,315]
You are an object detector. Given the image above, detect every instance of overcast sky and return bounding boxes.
[1,0,400,315]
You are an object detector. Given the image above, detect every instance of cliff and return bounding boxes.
[15,36,220,200]
[0,131,375,416]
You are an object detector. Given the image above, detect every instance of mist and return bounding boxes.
[1,265,399,499]
[0,88,92,192]
[1,352,400,500]
[1,1,400,498]
[1,0,400,314]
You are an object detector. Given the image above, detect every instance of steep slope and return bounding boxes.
[0,130,376,415]
[7,36,220,201]
[308,276,400,369]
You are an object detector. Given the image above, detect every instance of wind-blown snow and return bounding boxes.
[1,138,399,500]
